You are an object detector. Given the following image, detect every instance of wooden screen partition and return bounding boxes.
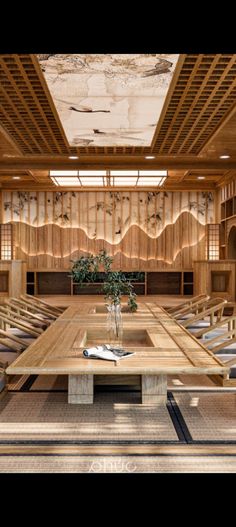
[1,190,214,271]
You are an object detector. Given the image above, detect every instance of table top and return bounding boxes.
[6,302,229,376]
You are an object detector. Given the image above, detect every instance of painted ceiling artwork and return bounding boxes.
[37,54,179,147]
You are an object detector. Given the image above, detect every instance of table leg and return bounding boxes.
[68,374,94,404]
[142,374,167,405]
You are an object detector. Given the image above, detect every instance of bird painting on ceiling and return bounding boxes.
[142,58,173,77]
[55,98,110,114]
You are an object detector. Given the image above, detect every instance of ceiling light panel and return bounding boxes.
[110,170,138,176]
[52,177,81,186]
[80,177,104,186]
[50,170,78,176]
[79,170,106,176]
[139,170,167,176]
[114,178,137,186]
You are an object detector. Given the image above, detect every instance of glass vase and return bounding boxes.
[106,302,123,347]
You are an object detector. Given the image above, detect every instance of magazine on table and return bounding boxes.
[83,344,135,362]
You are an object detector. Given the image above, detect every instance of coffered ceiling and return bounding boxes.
[0,53,236,190]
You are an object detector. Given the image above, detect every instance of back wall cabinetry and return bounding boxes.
[27,270,194,296]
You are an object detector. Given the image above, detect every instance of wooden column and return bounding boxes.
[142,374,167,405]
[68,374,94,404]
[0,260,26,298]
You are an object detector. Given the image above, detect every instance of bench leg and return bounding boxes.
[142,374,167,405]
[68,374,94,404]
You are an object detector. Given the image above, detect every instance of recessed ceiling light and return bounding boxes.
[219,155,230,159]
[12,176,20,179]
[197,176,205,180]
[69,156,79,159]
[145,156,155,159]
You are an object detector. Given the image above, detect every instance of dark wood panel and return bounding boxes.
[73,284,103,295]
[211,271,230,293]
[183,284,194,295]
[37,272,71,295]
[0,271,9,293]
[26,272,34,282]
[27,284,35,295]
[147,272,181,295]
[183,272,193,283]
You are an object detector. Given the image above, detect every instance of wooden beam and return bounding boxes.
[0,183,217,191]
[0,155,236,171]
[0,156,236,170]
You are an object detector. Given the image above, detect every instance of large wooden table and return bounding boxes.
[6,303,229,405]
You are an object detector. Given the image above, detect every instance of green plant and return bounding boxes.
[70,250,112,284]
[70,250,138,312]
[103,271,137,312]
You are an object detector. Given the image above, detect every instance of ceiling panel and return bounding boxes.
[0,54,70,155]
[37,54,179,147]
[0,54,236,190]
[152,54,236,155]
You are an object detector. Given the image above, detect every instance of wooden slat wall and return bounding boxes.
[1,190,215,270]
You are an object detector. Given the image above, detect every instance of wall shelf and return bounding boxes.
[27,270,194,296]
[221,198,236,222]
[220,183,236,261]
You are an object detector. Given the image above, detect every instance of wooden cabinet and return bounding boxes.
[183,272,194,295]
[193,260,236,301]
[147,272,181,295]
[28,270,194,296]
[37,272,71,295]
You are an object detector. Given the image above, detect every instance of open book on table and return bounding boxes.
[83,344,135,362]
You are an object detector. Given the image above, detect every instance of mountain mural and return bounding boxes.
[12,211,206,270]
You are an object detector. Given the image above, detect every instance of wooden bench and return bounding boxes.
[167,294,209,316]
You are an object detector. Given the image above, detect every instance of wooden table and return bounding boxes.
[6,302,229,405]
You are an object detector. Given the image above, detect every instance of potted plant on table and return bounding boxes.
[70,250,138,343]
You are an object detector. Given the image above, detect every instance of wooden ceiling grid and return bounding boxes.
[0,54,236,190]
[151,54,236,155]
[0,55,70,155]
[0,130,20,157]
